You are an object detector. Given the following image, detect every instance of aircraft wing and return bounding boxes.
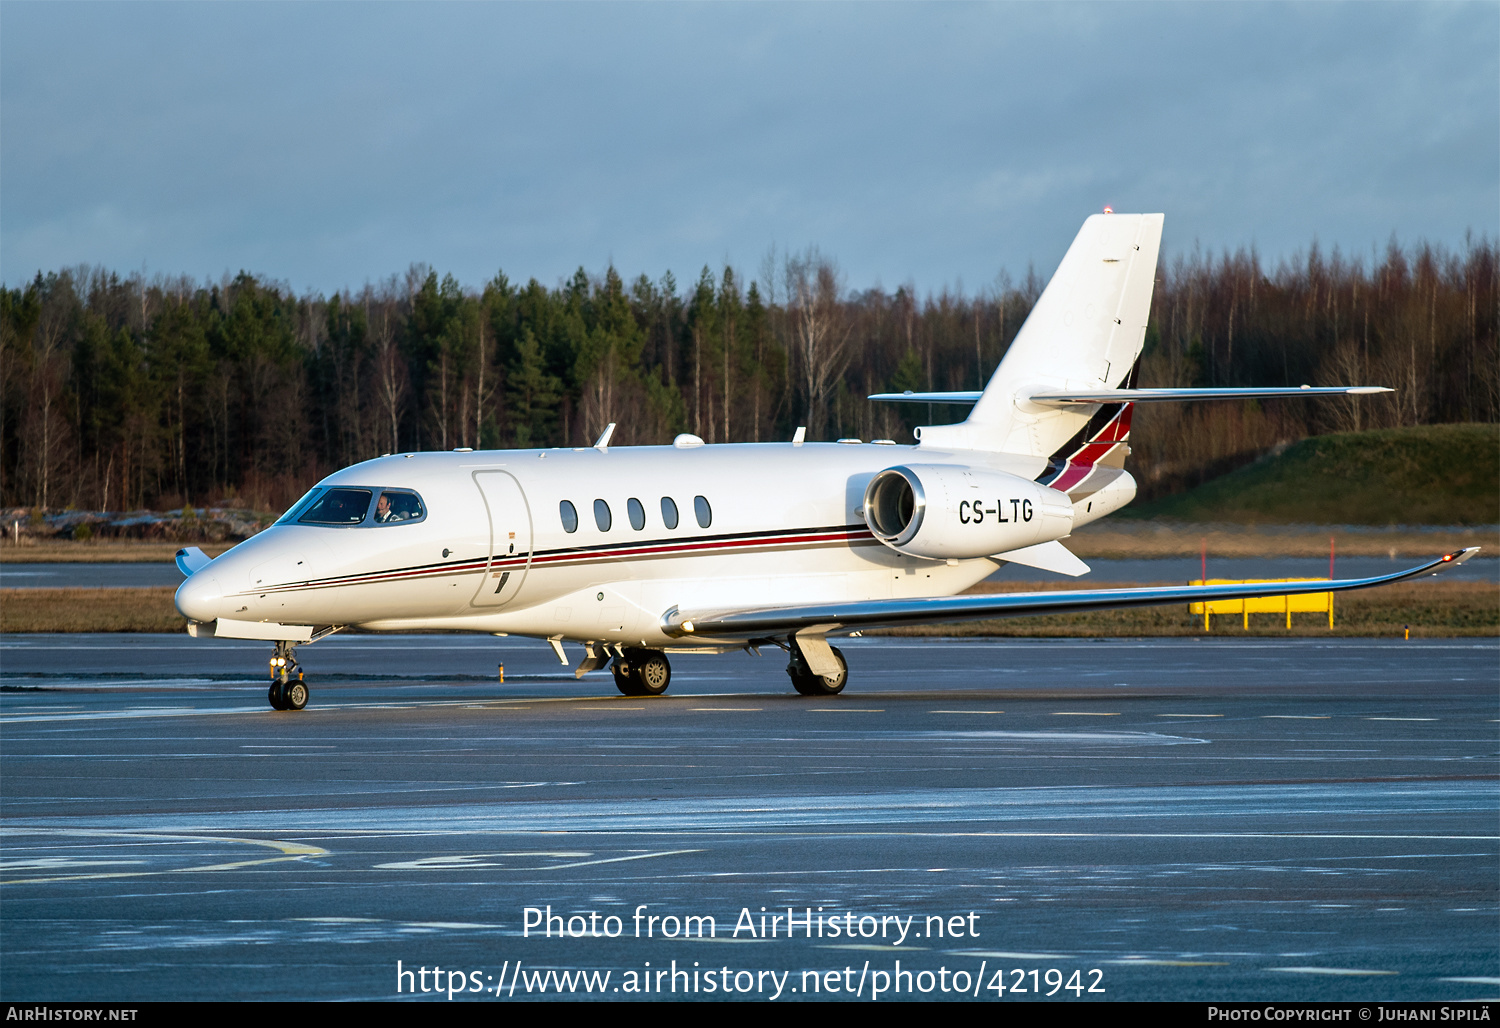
[662,548,1478,641]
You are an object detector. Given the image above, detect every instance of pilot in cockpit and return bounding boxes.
[374,490,423,523]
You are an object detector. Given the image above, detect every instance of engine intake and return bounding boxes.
[863,464,1073,560]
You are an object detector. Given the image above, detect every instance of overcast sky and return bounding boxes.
[2,2,1495,297]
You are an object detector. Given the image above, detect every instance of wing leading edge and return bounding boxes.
[662,548,1479,641]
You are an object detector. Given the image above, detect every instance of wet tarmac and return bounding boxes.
[1,633,1495,1002]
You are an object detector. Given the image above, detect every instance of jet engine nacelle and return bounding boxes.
[863,464,1074,560]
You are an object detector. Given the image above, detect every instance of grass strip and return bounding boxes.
[1,542,239,563]
[2,582,1494,637]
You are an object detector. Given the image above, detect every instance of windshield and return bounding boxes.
[275,488,323,525]
[297,488,373,525]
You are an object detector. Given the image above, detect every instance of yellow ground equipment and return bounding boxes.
[1189,578,1334,630]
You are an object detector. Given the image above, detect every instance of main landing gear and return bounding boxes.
[268,640,308,711]
[786,640,848,696]
[612,648,672,696]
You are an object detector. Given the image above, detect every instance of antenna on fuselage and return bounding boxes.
[593,423,616,452]
[792,427,806,447]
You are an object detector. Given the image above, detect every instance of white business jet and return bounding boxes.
[173,213,1477,710]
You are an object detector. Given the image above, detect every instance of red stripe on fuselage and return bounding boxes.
[244,525,877,596]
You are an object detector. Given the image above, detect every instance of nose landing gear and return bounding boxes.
[268,640,308,711]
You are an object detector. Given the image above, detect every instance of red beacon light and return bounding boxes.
[1103,205,1113,214]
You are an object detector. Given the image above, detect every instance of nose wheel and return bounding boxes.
[268,641,308,711]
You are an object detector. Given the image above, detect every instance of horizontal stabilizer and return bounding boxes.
[868,391,982,405]
[663,549,1478,640]
[1028,386,1393,405]
[993,540,1090,577]
[175,546,211,576]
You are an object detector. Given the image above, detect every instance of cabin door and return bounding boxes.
[470,470,533,608]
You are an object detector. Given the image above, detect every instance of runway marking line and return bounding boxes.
[950,950,1072,961]
[1268,967,1397,976]
[1366,717,1437,721]
[371,850,704,872]
[689,708,762,711]
[0,829,328,885]
[533,848,704,871]
[1158,714,1222,718]
[1263,715,1331,719]
[930,710,1005,714]
[1106,959,1229,967]
[1053,712,1121,716]
[808,709,884,713]
[375,852,592,870]
[293,917,382,923]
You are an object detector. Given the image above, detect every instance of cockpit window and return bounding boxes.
[373,489,425,524]
[275,488,323,525]
[298,488,372,525]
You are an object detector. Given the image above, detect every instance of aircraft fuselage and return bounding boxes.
[176,440,1089,649]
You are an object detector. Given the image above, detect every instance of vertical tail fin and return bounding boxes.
[919,212,1164,457]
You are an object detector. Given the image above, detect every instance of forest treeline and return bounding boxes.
[1,235,1495,512]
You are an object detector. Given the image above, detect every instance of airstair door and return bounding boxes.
[471,470,532,608]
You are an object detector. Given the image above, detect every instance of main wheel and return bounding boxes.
[611,660,638,696]
[787,644,848,696]
[613,649,671,696]
[284,679,308,711]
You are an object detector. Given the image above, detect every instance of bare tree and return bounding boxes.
[26,301,70,508]
[371,309,406,453]
[783,248,851,437]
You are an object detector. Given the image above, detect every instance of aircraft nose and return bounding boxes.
[175,572,224,623]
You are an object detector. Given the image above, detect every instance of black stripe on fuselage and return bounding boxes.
[243,523,879,596]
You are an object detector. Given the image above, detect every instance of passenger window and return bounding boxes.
[373,489,424,524]
[594,499,612,532]
[661,497,679,530]
[560,500,579,533]
[694,495,712,529]
[298,488,372,525]
[627,497,646,531]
